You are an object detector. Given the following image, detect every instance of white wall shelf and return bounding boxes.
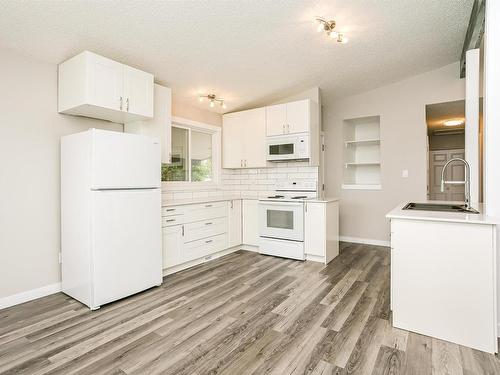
[343,116,381,189]
[345,139,380,146]
[341,184,382,190]
[345,162,380,167]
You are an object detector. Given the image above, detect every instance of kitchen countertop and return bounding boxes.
[386,201,500,225]
[163,196,339,207]
[162,195,242,207]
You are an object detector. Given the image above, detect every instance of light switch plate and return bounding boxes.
[402,169,409,178]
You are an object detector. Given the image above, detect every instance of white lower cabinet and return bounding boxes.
[162,200,241,273]
[228,199,242,247]
[304,200,339,264]
[162,225,183,269]
[242,199,259,246]
[182,233,227,263]
[391,218,497,353]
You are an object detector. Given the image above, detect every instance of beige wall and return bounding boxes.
[0,47,223,300]
[324,62,465,242]
[172,97,222,126]
[0,47,122,299]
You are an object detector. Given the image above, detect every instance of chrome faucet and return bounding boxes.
[440,157,471,209]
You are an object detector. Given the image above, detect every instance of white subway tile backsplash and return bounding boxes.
[162,163,318,205]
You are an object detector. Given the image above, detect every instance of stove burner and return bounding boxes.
[267,195,285,199]
[291,196,307,199]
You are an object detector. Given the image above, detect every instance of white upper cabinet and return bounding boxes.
[286,100,310,134]
[89,53,123,112]
[58,51,154,124]
[124,84,171,164]
[265,99,311,136]
[266,104,287,136]
[222,112,245,168]
[123,65,154,118]
[243,107,267,168]
[222,107,266,169]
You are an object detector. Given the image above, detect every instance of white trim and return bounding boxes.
[162,246,241,276]
[164,117,221,188]
[0,282,62,310]
[339,235,390,247]
[172,116,221,132]
[240,244,259,252]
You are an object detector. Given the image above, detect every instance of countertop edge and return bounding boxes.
[386,202,500,225]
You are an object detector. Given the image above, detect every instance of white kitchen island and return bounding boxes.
[386,202,499,353]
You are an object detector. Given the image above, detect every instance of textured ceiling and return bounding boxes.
[0,0,473,113]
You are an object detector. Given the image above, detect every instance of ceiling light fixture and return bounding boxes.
[443,119,464,127]
[199,94,226,109]
[315,17,348,44]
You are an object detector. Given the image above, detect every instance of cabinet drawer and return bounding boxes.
[184,201,227,222]
[184,217,227,243]
[182,233,227,263]
[162,206,186,217]
[162,215,184,227]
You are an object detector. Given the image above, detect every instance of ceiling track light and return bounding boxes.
[315,17,348,44]
[199,93,226,109]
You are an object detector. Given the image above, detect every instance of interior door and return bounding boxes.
[88,52,123,111]
[92,130,160,189]
[286,100,310,134]
[123,65,154,118]
[92,189,162,307]
[266,104,286,136]
[429,149,465,201]
[243,107,267,168]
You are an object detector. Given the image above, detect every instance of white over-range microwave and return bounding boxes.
[266,133,310,162]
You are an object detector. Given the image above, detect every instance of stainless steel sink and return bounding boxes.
[403,202,479,214]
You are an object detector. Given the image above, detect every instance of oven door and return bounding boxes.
[259,201,304,241]
[267,139,296,160]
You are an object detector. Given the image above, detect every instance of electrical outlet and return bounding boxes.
[402,169,409,178]
[58,252,62,264]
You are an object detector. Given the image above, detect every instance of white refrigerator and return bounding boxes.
[61,129,162,310]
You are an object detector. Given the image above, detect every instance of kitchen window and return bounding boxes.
[162,118,220,185]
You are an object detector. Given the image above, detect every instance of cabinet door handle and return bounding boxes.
[282,124,285,133]
[230,200,234,209]
[166,208,176,212]
[165,219,176,222]
[287,124,290,133]
[205,239,213,244]
[205,222,213,225]
[119,96,123,111]
[205,204,213,208]
[126,98,129,112]
[181,225,184,236]
[240,160,243,167]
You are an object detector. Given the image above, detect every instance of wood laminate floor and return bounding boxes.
[1,242,499,374]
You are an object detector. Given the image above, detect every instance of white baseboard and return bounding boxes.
[239,244,259,252]
[339,236,390,247]
[0,282,62,310]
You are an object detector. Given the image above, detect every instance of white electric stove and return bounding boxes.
[258,181,317,260]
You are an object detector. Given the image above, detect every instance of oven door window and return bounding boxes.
[269,143,294,155]
[267,209,294,229]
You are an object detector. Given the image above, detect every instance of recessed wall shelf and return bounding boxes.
[345,139,380,146]
[345,161,380,167]
[341,184,382,190]
[342,116,381,189]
